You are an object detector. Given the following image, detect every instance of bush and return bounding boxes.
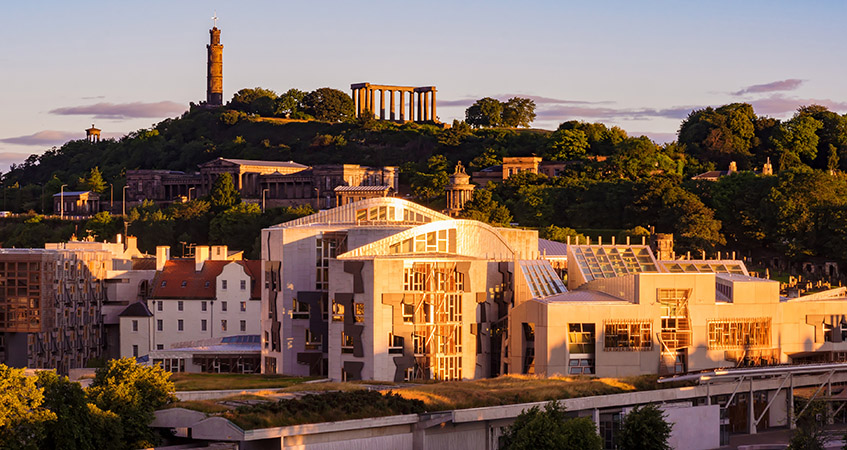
[500,401,602,450]
[617,404,672,450]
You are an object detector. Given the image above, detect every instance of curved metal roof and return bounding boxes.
[270,197,450,228]
[337,219,516,260]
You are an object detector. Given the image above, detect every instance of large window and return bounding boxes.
[390,229,457,254]
[604,320,652,351]
[708,318,771,350]
[316,235,345,291]
[568,323,595,375]
[568,323,595,354]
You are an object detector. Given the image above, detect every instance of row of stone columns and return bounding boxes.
[351,87,437,123]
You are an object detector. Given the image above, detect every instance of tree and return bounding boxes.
[85,211,121,241]
[617,404,673,450]
[302,88,355,122]
[788,399,828,450]
[209,202,263,255]
[678,103,757,168]
[79,167,107,194]
[0,364,55,450]
[546,129,589,161]
[229,87,278,113]
[275,88,307,118]
[502,97,537,128]
[409,155,450,204]
[209,173,241,210]
[466,97,504,128]
[460,188,513,226]
[500,401,602,450]
[87,358,176,449]
[437,120,473,146]
[37,370,122,450]
[773,114,824,170]
[540,225,585,244]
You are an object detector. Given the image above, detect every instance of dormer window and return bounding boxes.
[181,281,187,288]
[161,281,166,287]
[205,281,210,288]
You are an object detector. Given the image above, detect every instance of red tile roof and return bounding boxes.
[150,259,261,300]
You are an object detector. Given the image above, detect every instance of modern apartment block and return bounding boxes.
[0,248,112,373]
[261,198,847,382]
[508,244,847,377]
[119,245,261,368]
[260,197,548,381]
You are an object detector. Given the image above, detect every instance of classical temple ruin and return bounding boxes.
[351,83,437,122]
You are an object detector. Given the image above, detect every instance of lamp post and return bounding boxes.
[122,185,129,216]
[262,188,269,212]
[59,184,68,219]
[188,187,196,202]
[110,183,114,211]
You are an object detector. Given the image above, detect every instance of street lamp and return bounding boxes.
[122,185,129,216]
[59,184,68,219]
[262,188,269,212]
[110,183,114,211]
[188,187,196,202]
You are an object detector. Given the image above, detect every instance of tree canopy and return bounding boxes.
[466,97,537,128]
[617,404,673,450]
[302,87,355,122]
[500,401,602,450]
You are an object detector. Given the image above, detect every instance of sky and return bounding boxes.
[1,1,846,171]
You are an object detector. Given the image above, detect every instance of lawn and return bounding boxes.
[170,373,315,391]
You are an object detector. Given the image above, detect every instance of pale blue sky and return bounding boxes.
[1,1,845,170]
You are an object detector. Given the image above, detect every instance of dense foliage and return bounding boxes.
[500,401,602,450]
[0,360,175,450]
[617,404,673,450]
[224,390,426,429]
[4,85,847,262]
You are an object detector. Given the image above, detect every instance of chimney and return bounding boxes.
[211,245,228,261]
[195,246,211,271]
[125,236,138,254]
[116,234,122,244]
[156,246,170,271]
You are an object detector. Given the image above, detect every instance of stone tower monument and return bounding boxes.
[206,16,223,106]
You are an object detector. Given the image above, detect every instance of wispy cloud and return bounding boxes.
[81,95,106,100]
[733,79,804,96]
[535,105,698,122]
[439,94,611,109]
[0,130,80,146]
[750,94,847,116]
[49,101,186,119]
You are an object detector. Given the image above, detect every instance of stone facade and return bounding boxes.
[351,82,437,122]
[472,156,569,185]
[127,158,398,210]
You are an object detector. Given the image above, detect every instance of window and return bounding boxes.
[604,321,652,351]
[332,301,344,322]
[161,281,167,287]
[157,344,164,350]
[306,329,322,350]
[389,333,404,354]
[293,298,310,319]
[354,302,365,323]
[240,301,247,312]
[201,301,207,312]
[157,301,162,312]
[221,320,227,332]
[178,319,184,331]
[240,280,246,290]
[132,345,138,357]
[568,323,596,374]
[240,320,246,332]
[708,318,771,350]
[222,280,227,290]
[402,303,414,323]
[181,281,187,288]
[132,320,138,332]
[201,319,207,331]
[178,300,183,311]
[341,332,354,353]
[221,301,227,312]
[157,319,163,331]
[204,281,210,288]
